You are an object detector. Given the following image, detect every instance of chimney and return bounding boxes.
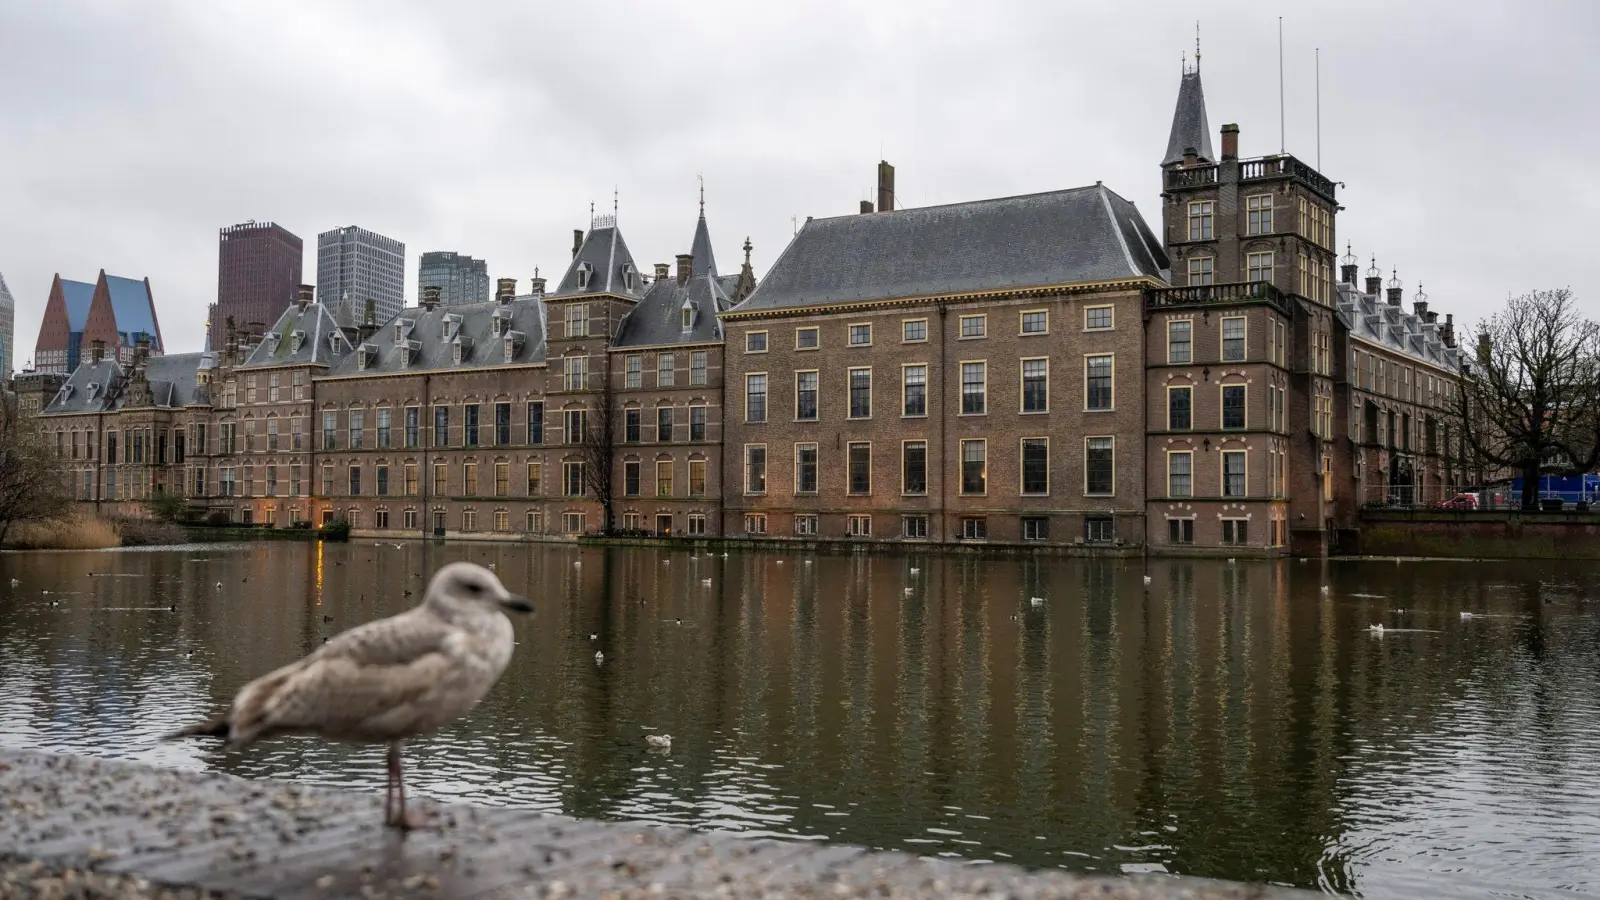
[496,278,516,303]
[654,262,670,281]
[1414,300,1429,318]
[676,254,693,286]
[1365,261,1382,296]
[860,200,874,214]
[297,284,314,311]
[422,285,441,311]
[1341,263,1358,285]
[572,229,584,258]
[1445,313,1455,346]
[1220,123,1239,161]
[363,298,375,327]
[1183,146,1198,167]
[134,337,149,366]
[529,274,547,300]
[1386,271,1403,307]
[91,339,105,363]
[876,160,895,212]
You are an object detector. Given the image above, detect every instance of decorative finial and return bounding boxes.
[1367,255,1380,279]
[1342,241,1356,266]
[613,185,619,218]
[1415,282,1428,303]
[590,202,595,228]
[534,266,539,278]
[1388,267,1402,290]
[743,236,752,265]
[697,174,705,216]
[1195,21,1201,70]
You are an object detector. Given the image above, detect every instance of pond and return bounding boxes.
[1,542,1597,898]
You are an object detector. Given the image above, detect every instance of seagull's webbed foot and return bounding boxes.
[394,808,439,832]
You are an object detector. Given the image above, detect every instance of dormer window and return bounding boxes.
[576,262,593,290]
[681,306,694,329]
[291,330,306,353]
[394,318,413,342]
[328,333,341,354]
[452,339,464,367]
[621,263,636,292]
[87,382,100,400]
[265,332,280,353]
[503,330,525,363]
[358,343,378,371]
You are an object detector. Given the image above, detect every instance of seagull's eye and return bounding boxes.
[465,583,482,595]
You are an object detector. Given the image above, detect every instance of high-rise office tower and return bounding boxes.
[212,221,303,339]
[0,271,14,374]
[316,225,405,326]
[417,251,490,306]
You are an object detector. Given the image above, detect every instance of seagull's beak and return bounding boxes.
[500,594,534,614]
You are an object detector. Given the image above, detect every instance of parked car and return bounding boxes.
[1434,493,1481,510]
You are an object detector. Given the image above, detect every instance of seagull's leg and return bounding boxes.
[384,741,401,827]
[389,741,434,831]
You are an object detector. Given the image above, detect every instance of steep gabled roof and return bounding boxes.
[238,302,352,369]
[615,275,731,348]
[40,352,205,414]
[550,225,645,299]
[60,280,95,331]
[104,275,161,350]
[729,183,1167,314]
[689,213,717,278]
[1162,69,1214,166]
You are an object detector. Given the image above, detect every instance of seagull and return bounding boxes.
[1030,597,1045,607]
[9,578,18,587]
[910,568,921,576]
[1320,585,1330,594]
[645,733,672,750]
[166,563,532,831]
[574,561,582,568]
[1460,611,1474,620]
[701,578,712,586]
[215,582,223,590]
[589,633,598,641]
[1369,624,1385,634]
[904,587,914,596]
[168,604,177,612]
[595,650,604,664]
[1143,575,1152,585]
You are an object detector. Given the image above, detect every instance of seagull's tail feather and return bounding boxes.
[163,718,230,741]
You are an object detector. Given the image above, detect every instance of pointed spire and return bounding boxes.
[1162,61,1214,166]
[689,187,718,278]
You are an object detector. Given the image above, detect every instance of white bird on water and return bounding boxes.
[646,733,672,750]
[595,650,604,663]
[1030,597,1045,607]
[1369,624,1385,635]
[167,563,532,831]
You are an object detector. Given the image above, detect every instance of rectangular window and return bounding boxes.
[494,462,509,497]
[563,355,588,391]
[849,368,872,418]
[322,412,336,450]
[563,461,586,497]
[1246,195,1273,235]
[1085,516,1114,543]
[745,445,767,494]
[433,406,449,448]
[656,406,674,442]
[1168,320,1192,364]
[1085,355,1113,410]
[689,459,707,496]
[1247,251,1274,283]
[376,465,389,497]
[1187,200,1214,240]
[1085,436,1114,496]
[848,442,871,494]
[1083,306,1112,330]
[656,461,673,497]
[625,408,641,443]
[562,511,586,533]
[795,327,819,350]
[796,443,819,493]
[745,374,767,423]
[902,441,927,495]
[565,302,588,338]
[1187,256,1214,286]
[626,354,642,389]
[847,515,872,537]
[463,404,480,447]
[1020,516,1048,541]
[959,315,986,339]
[266,418,279,452]
[525,462,541,496]
[526,402,544,444]
[1222,385,1246,429]
[849,323,872,346]
[795,371,818,420]
[1222,519,1249,546]
[405,464,418,496]
[624,461,640,496]
[1021,438,1049,495]
[1168,385,1192,430]
[1169,518,1195,544]
[690,350,708,386]
[1221,317,1246,361]
[657,353,676,387]
[463,461,479,496]
[793,514,817,536]
[902,319,927,343]
[1021,358,1049,412]
[374,408,391,449]
[961,517,987,540]
[903,515,929,538]
[347,465,362,496]
[564,409,587,444]
[689,405,707,441]
[960,439,986,495]
[402,407,419,448]
[745,331,768,353]
[902,365,927,416]
[1222,450,1247,497]
[961,362,986,414]
[1022,310,1049,334]
[743,513,768,535]
[1168,451,1192,498]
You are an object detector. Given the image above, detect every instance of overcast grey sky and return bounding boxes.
[1,0,1595,363]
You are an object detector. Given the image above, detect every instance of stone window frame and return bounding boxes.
[745,331,769,354]
[1020,357,1049,414]
[1082,305,1113,332]
[793,442,820,495]
[794,326,820,351]
[1083,353,1115,412]
[1167,449,1193,498]
[1084,435,1115,497]
[1019,436,1050,496]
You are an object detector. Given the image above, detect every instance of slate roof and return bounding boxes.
[41,352,205,414]
[1163,69,1214,166]
[322,295,548,378]
[60,280,96,331]
[238,302,352,369]
[104,275,162,350]
[689,214,717,277]
[549,226,646,299]
[614,274,732,348]
[1335,281,1464,372]
[729,184,1168,314]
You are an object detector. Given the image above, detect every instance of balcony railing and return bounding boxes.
[1163,165,1217,190]
[1145,281,1295,318]
[1240,154,1337,200]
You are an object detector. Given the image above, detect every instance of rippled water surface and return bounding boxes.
[2,542,1598,897]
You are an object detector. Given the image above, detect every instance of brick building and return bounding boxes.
[212,221,304,344]
[34,271,163,374]
[26,63,1468,555]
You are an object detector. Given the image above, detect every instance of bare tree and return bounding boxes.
[0,393,73,544]
[580,375,616,534]
[1449,288,1600,509]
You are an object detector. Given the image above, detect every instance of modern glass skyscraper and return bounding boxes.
[316,226,405,327]
[418,251,490,307]
[0,272,13,373]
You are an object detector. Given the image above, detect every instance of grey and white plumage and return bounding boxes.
[167,562,532,829]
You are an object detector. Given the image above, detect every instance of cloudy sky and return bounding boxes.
[0,0,1593,365]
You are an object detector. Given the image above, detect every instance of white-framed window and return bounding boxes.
[690,350,708,386]
[1222,450,1247,497]
[1021,358,1048,413]
[1084,355,1113,411]
[959,314,986,339]
[745,331,768,353]
[1084,436,1114,496]
[1221,316,1246,361]
[1187,256,1214,286]
[961,517,987,540]
[1168,319,1192,364]
[565,303,588,338]
[847,442,871,495]
[745,373,767,423]
[687,513,707,535]
[657,352,676,387]
[1084,516,1114,543]
[901,440,927,495]
[1247,251,1274,283]
[625,355,642,389]
[744,444,767,494]
[902,319,927,343]
[961,361,986,414]
[1168,518,1195,544]
[902,364,927,417]
[795,327,819,350]
[960,439,986,495]
[848,323,872,346]
[902,515,929,539]
[1246,195,1273,235]
[1187,200,1215,241]
[795,443,819,494]
[744,513,767,535]
[847,515,872,537]
[1167,450,1192,498]
[795,370,819,421]
[1022,517,1049,541]
[562,511,587,533]
[848,367,872,419]
[1021,310,1049,334]
[794,514,818,536]
[1020,437,1049,495]
[1083,306,1113,331]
